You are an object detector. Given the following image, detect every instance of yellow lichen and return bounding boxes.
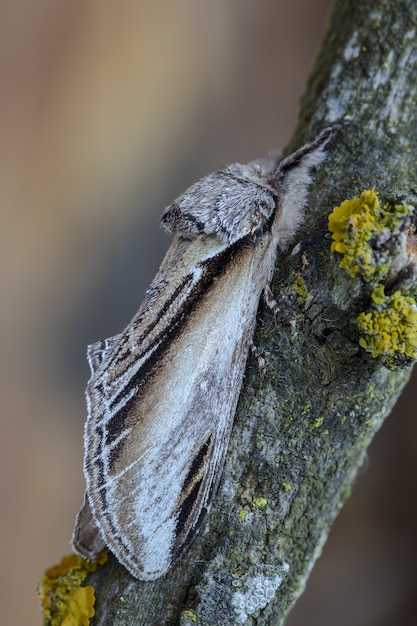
[291,273,308,298]
[282,482,291,492]
[183,609,198,622]
[252,497,267,509]
[370,284,386,305]
[328,189,411,280]
[38,551,108,626]
[301,401,311,416]
[328,190,417,365]
[357,287,417,358]
[312,416,324,428]
[238,509,248,521]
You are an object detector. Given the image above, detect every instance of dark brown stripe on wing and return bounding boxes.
[175,478,203,535]
[182,435,212,492]
[171,435,216,557]
[99,236,254,465]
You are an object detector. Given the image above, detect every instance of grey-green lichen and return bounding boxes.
[179,563,290,626]
[231,568,289,624]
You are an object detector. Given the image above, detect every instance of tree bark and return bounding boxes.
[85,1,417,624]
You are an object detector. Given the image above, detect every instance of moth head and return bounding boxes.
[161,163,277,245]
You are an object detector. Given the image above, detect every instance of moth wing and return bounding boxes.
[80,235,271,580]
[72,492,106,560]
[86,334,122,372]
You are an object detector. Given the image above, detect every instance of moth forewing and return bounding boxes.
[72,118,349,580]
[82,233,275,581]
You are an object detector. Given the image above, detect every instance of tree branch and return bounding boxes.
[48,1,417,624]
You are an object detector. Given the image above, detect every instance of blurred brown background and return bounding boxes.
[1,2,416,625]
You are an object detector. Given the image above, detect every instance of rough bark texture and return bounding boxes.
[84,0,417,624]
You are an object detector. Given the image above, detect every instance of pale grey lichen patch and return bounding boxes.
[368,9,382,23]
[277,484,293,517]
[183,562,289,625]
[379,41,417,130]
[320,64,352,122]
[343,32,360,61]
[372,50,395,90]
[231,565,289,624]
[318,14,417,133]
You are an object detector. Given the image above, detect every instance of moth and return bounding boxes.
[72,118,349,580]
